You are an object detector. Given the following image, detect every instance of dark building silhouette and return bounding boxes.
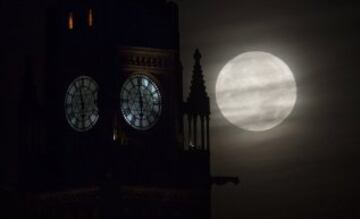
[18,58,43,190]
[1,0,218,218]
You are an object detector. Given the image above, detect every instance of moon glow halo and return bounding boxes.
[215,51,297,132]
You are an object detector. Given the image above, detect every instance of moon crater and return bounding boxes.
[215,51,297,132]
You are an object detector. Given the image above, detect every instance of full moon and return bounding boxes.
[216,51,297,131]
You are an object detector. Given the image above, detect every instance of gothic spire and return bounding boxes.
[187,49,210,115]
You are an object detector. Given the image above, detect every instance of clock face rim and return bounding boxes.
[120,74,162,131]
[64,75,99,132]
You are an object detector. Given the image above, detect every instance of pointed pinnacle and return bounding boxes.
[194,49,201,62]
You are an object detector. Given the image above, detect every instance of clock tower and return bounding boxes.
[44,0,184,187]
[13,0,214,218]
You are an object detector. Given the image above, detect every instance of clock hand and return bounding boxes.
[138,85,144,118]
[79,87,85,127]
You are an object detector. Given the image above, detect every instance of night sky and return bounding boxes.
[177,0,360,218]
[2,0,360,218]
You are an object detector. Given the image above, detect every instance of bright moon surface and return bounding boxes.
[216,51,297,132]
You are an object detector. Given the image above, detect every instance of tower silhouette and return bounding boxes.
[186,49,210,151]
[1,1,214,219]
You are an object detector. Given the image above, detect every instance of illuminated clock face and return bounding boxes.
[120,74,162,130]
[64,76,99,132]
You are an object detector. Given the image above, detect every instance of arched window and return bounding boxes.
[68,12,74,30]
[88,9,93,27]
